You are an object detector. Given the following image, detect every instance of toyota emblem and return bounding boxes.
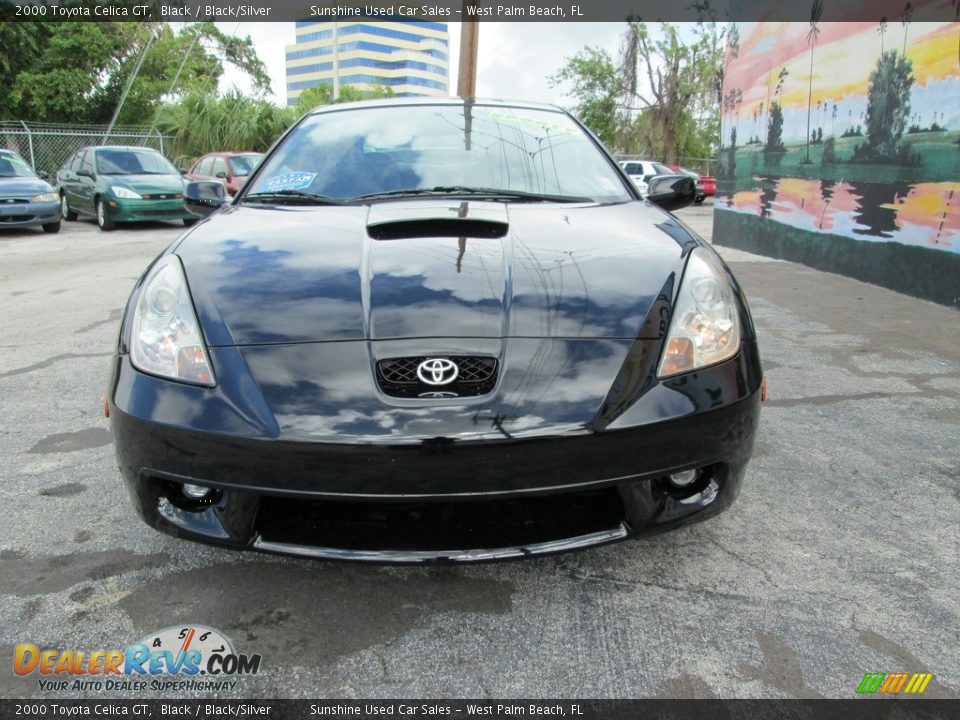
[416,358,459,386]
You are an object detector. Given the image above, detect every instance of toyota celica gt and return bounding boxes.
[107,98,763,562]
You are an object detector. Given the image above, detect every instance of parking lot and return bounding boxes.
[0,204,957,699]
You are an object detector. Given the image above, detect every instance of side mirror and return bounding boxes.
[646,174,696,213]
[37,170,49,179]
[184,180,227,217]
[77,169,95,180]
[215,171,227,179]
[179,168,188,176]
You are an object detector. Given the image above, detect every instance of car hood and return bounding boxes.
[0,176,53,197]
[106,174,185,194]
[176,200,694,347]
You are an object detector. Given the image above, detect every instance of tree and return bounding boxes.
[853,51,918,164]
[0,23,270,124]
[295,83,394,112]
[156,90,298,163]
[901,2,913,55]
[775,67,789,105]
[549,21,725,160]
[548,47,622,149]
[765,102,785,153]
[803,0,824,164]
[617,21,726,163]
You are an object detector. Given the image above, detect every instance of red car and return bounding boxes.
[700,175,716,197]
[670,164,716,200]
[186,152,264,197]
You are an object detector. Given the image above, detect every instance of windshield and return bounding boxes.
[230,154,262,176]
[0,154,38,178]
[245,104,631,203]
[96,149,178,175]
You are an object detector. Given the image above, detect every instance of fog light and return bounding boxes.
[667,469,698,488]
[182,483,211,500]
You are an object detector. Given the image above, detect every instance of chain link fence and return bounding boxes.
[0,122,175,177]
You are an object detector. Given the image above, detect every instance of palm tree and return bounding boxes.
[902,2,913,56]
[804,0,824,163]
[878,17,888,55]
[832,103,838,137]
[776,67,789,105]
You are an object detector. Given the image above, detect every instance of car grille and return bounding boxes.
[376,356,498,398]
[0,214,34,222]
[0,198,29,204]
[134,209,182,217]
[140,193,183,200]
[255,487,626,554]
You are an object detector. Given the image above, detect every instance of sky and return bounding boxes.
[722,21,960,143]
[214,22,628,107]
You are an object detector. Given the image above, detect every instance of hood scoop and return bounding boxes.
[367,217,508,240]
[366,199,510,240]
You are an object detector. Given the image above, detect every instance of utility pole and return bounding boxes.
[457,6,479,99]
[105,24,157,143]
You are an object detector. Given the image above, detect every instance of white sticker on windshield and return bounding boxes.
[261,172,316,192]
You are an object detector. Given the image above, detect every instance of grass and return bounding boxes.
[726,130,960,184]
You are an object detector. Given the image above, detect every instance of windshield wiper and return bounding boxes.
[242,190,344,206]
[351,186,592,203]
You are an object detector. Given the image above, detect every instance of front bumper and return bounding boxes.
[108,198,192,223]
[109,340,762,562]
[0,200,59,227]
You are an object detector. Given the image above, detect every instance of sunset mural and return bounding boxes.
[714,9,959,306]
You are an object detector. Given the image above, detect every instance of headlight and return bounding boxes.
[658,248,741,378]
[32,192,58,203]
[111,186,142,199]
[130,255,215,387]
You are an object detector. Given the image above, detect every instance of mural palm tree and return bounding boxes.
[878,17,888,55]
[804,0,824,164]
[901,3,913,56]
[776,67,789,105]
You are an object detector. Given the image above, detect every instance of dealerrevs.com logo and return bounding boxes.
[14,625,262,693]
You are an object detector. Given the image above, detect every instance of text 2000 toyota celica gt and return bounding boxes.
[107,99,763,562]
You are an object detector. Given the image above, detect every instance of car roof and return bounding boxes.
[79,145,163,153]
[307,96,566,116]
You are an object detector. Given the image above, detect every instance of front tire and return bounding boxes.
[42,220,61,234]
[96,197,115,231]
[60,193,78,221]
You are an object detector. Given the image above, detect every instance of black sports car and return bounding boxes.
[108,99,763,562]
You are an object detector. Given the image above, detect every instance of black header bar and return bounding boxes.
[2,0,958,22]
[1,699,960,720]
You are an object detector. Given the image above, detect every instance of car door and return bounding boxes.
[77,150,96,213]
[188,155,213,182]
[211,156,228,184]
[59,152,81,207]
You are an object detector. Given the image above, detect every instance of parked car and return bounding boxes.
[109,98,761,562]
[0,149,61,233]
[56,146,195,231]
[700,174,716,197]
[618,160,651,196]
[185,152,264,197]
[670,165,708,204]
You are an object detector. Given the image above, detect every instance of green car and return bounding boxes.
[56,146,197,231]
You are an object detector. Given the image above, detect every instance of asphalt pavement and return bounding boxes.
[0,204,957,699]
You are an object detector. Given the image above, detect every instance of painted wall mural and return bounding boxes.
[714,11,960,307]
